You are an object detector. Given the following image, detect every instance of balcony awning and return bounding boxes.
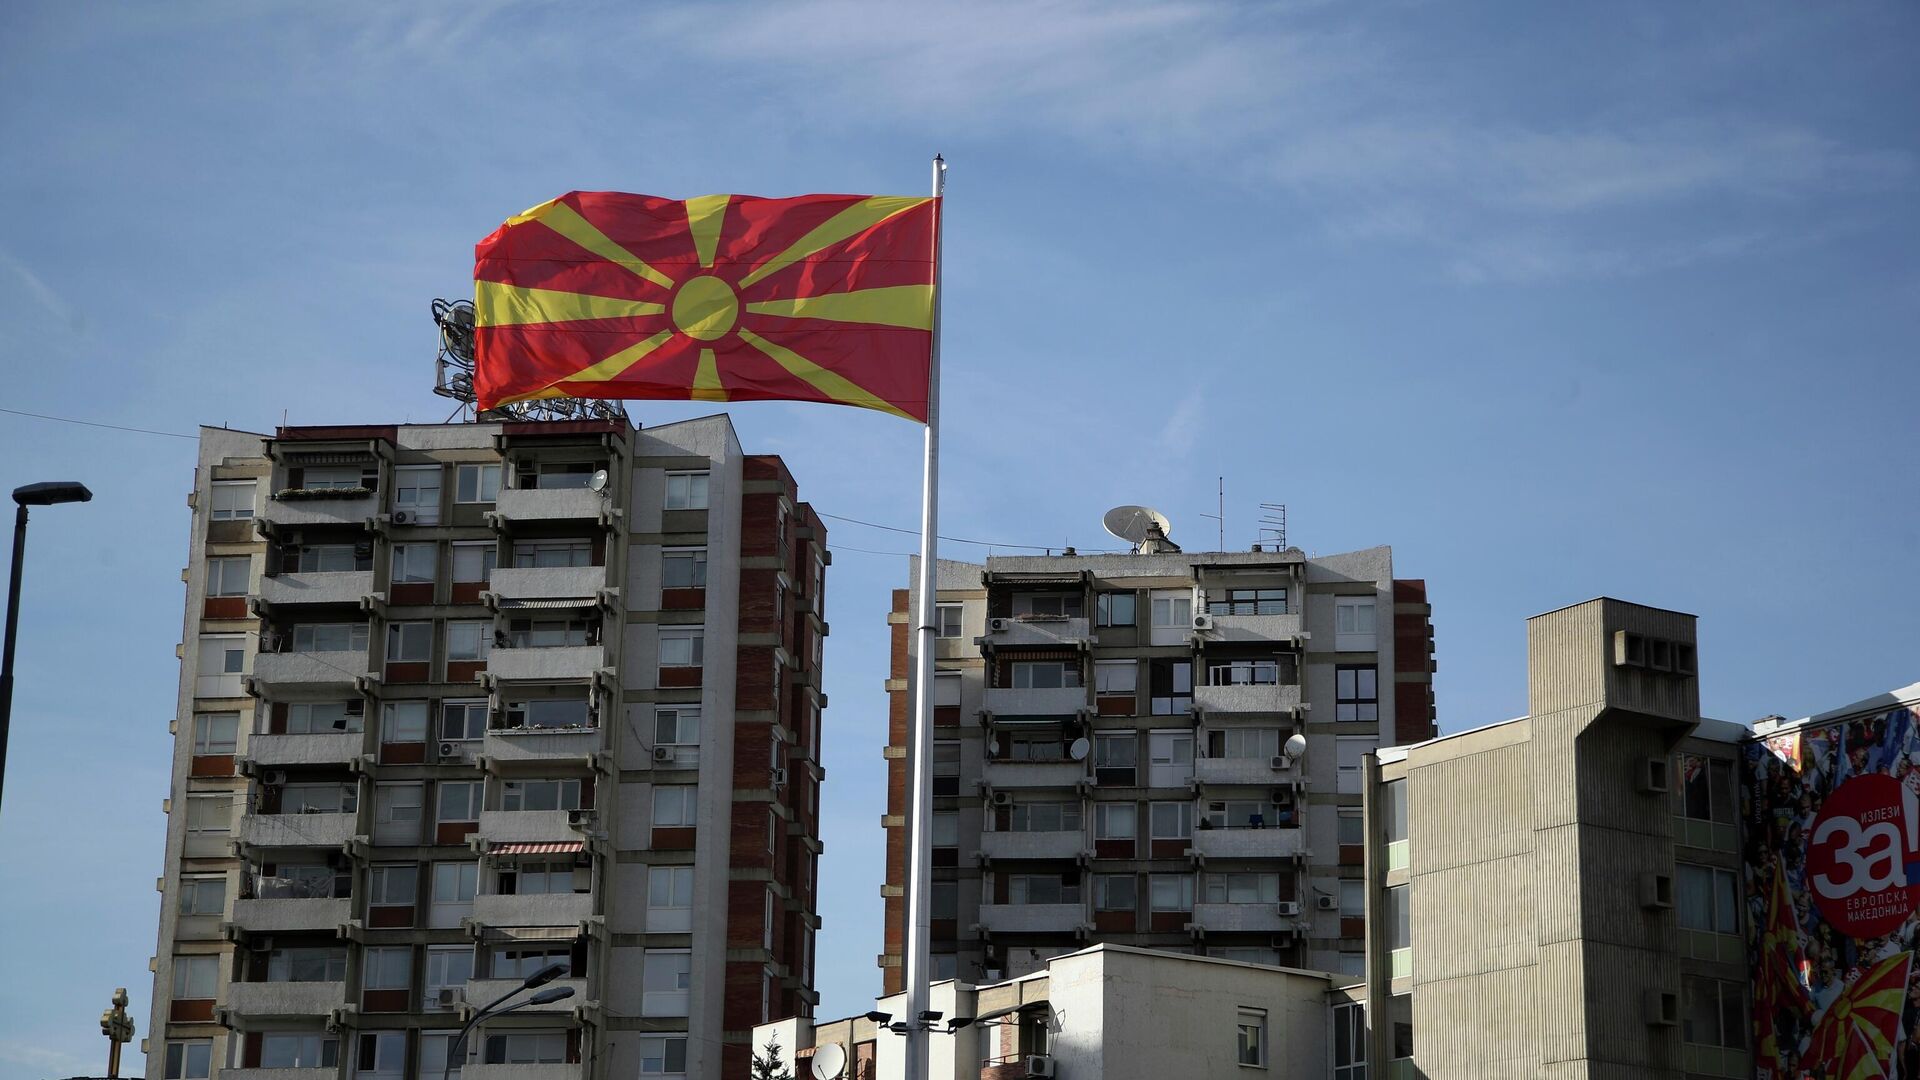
[495,597,597,609]
[490,840,584,855]
[985,572,1086,586]
[280,450,377,465]
[479,925,582,943]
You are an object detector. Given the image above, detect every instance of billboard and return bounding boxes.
[1745,704,1920,1079]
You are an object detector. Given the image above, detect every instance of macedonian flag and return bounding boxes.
[474,191,937,420]
[1806,951,1913,1076]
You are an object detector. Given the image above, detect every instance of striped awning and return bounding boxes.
[489,840,584,855]
[495,597,596,609]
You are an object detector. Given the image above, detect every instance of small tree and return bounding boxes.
[751,1035,794,1080]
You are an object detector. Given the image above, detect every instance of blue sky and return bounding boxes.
[1,2,1916,1074]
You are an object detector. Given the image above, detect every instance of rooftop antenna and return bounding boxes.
[1103,504,1179,554]
[431,297,631,425]
[1197,476,1224,552]
[1256,503,1287,552]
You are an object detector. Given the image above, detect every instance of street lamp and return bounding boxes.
[1,480,92,814]
[443,962,577,1080]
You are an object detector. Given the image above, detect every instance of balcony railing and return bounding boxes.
[459,1065,585,1080]
[475,809,586,845]
[218,1068,339,1080]
[981,616,1092,649]
[1193,756,1298,786]
[983,686,1086,718]
[257,570,376,608]
[483,726,605,766]
[1189,826,1306,860]
[979,831,1088,861]
[977,903,1085,934]
[250,650,373,691]
[471,892,595,928]
[1192,681,1301,716]
[221,980,348,1021]
[490,566,607,603]
[1189,902,1297,932]
[487,645,604,682]
[494,487,607,523]
[982,760,1088,790]
[228,896,351,933]
[243,732,362,768]
[1200,611,1305,643]
[238,812,358,850]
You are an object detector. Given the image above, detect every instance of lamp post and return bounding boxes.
[1,481,92,815]
[442,961,576,1080]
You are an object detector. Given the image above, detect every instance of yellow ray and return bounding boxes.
[691,348,728,401]
[476,280,665,326]
[552,329,676,388]
[737,329,915,421]
[745,284,934,330]
[685,195,729,269]
[737,197,930,290]
[511,199,676,289]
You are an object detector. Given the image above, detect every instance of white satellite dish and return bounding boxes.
[986,735,1001,756]
[1103,504,1172,549]
[1068,737,1090,761]
[1283,733,1307,761]
[587,468,610,493]
[811,1043,847,1080]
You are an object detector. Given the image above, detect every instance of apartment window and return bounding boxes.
[382,701,429,744]
[1150,590,1192,634]
[1338,810,1365,846]
[255,863,344,901]
[1381,779,1408,843]
[206,556,250,597]
[1237,1009,1267,1067]
[293,623,370,653]
[1335,666,1379,722]
[933,740,961,796]
[1207,727,1281,760]
[503,779,583,812]
[391,543,437,584]
[1009,873,1079,904]
[164,1040,213,1080]
[1335,596,1377,650]
[1012,592,1083,618]
[1385,884,1411,951]
[1678,864,1739,935]
[655,707,700,746]
[639,1035,688,1077]
[1095,659,1137,696]
[261,1033,338,1069]
[1096,591,1136,627]
[290,543,359,574]
[649,866,695,930]
[1335,736,1375,795]
[1094,874,1136,911]
[208,480,255,521]
[196,635,245,696]
[653,785,696,827]
[1149,801,1192,840]
[1148,729,1194,785]
[932,811,959,849]
[386,622,432,662]
[1149,659,1192,714]
[1009,802,1081,833]
[363,946,412,992]
[1208,588,1287,616]
[441,701,487,742]
[1203,800,1282,830]
[192,712,239,755]
[521,461,597,490]
[267,946,347,982]
[424,945,473,1008]
[659,630,704,670]
[643,949,693,1016]
[936,604,964,638]
[369,864,419,908]
[301,465,366,490]
[664,471,709,510]
[506,697,590,730]
[490,943,571,980]
[184,795,232,835]
[430,862,477,926]
[374,783,424,830]
[1682,977,1746,1050]
[513,539,592,568]
[1094,732,1137,784]
[1149,873,1194,912]
[171,954,218,999]
[1679,756,1736,824]
[484,1031,568,1065]
[509,616,593,648]
[1389,995,1413,1060]
[1010,660,1079,689]
[438,781,483,824]
[1094,802,1137,840]
[418,1034,461,1080]
[1340,879,1366,917]
[446,620,491,662]
[281,782,356,814]
[455,463,502,503]
[451,541,496,583]
[178,875,226,916]
[1204,873,1280,904]
[392,465,442,525]
[504,859,581,896]
[931,880,959,921]
[288,701,361,734]
[356,1031,406,1080]
[659,547,708,589]
[1333,1002,1368,1080]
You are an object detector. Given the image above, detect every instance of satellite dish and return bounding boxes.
[811,1043,847,1080]
[986,735,1000,756]
[587,469,610,493]
[1068,737,1090,761]
[1283,733,1307,761]
[1103,504,1172,548]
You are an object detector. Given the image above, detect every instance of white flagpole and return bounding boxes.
[904,153,947,1080]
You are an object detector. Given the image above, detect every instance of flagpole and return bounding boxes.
[904,153,946,1080]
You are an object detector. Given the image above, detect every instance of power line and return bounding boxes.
[815,510,1054,551]
[0,406,199,440]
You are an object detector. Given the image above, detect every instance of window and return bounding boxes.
[1677,864,1739,935]
[662,548,708,589]
[1209,658,1286,687]
[374,783,423,829]
[1009,873,1079,904]
[172,954,218,999]
[1149,801,1192,840]
[1008,802,1081,833]
[1150,659,1192,714]
[1337,810,1365,846]
[207,556,250,597]
[1150,589,1192,642]
[178,875,226,916]
[1682,976,1746,1050]
[1203,800,1282,830]
[503,778,583,812]
[1679,756,1736,823]
[184,795,232,834]
[659,630,704,669]
[261,1033,338,1069]
[649,866,695,930]
[1094,802,1137,840]
[386,622,432,662]
[266,945,347,982]
[430,862,477,926]
[1148,730,1194,785]
[192,712,238,755]
[513,539,592,568]
[287,701,361,734]
[196,635,245,696]
[933,739,961,796]
[451,541,496,583]
[665,471,710,510]
[639,1034,688,1077]
[506,698,590,729]
[1336,736,1375,795]
[503,860,581,896]
[1385,885,1410,951]
[489,943,571,981]
[509,616,593,648]
[418,1033,461,1080]
[292,543,362,574]
[424,945,473,1008]
[1389,994,1413,1060]
[1335,596,1377,650]
[438,780,483,824]
[441,701,487,742]
[382,701,429,744]
[209,480,255,521]
[1094,733,1137,784]
[1095,659,1137,696]
[294,623,371,654]
[643,949,693,1016]
[446,620,491,662]
[653,785,696,827]
[369,864,419,907]
[356,1030,406,1080]
[281,783,356,814]
[1010,660,1079,689]
[1333,1002,1368,1080]
[1011,592,1083,618]
[1208,588,1287,616]
[1335,666,1379,722]
[932,811,958,848]
[522,461,597,490]
[255,863,344,901]
[455,463,502,503]
[1149,873,1194,911]
[931,880,959,921]
[1207,727,1281,760]
[392,465,442,525]
[164,1040,213,1080]
[302,465,366,490]
[656,707,700,746]
[1204,873,1281,904]
[1237,1009,1267,1067]
[1340,879,1366,917]
[363,946,412,991]
[936,604,965,638]
[1094,874,1136,911]
[484,1031,568,1065]
[1096,591,1136,627]
[391,543,437,584]
[1381,779,1408,843]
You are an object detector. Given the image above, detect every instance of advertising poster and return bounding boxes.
[1745,705,1920,1079]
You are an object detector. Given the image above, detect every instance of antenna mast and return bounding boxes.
[431,298,631,424]
[1257,503,1287,551]
[1195,476,1224,551]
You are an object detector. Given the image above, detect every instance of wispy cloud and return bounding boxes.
[0,248,81,331]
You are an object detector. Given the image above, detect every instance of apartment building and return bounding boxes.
[878,545,1436,990]
[148,414,827,1080]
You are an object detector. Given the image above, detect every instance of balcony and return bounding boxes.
[260,491,378,529]
[1190,902,1296,932]
[487,645,604,682]
[490,566,606,604]
[244,733,362,769]
[228,897,350,933]
[980,831,1088,861]
[471,892,595,928]
[222,980,348,1021]
[465,977,588,1014]
[1192,682,1302,716]
[1193,756,1296,786]
[257,570,376,609]
[250,651,373,692]
[981,616,1092,649]
[1189,826,1306,860]
[484,726,604,767]
[238,812,358,851]
[494,487,607,524]
[218,1069,336,1080]
[983,687,1085,718]
[982,761,1087,790]
[1201,612,1305,644]
[977,904,1085,934]
[476,809,584,845]
[460,1066,585,1080]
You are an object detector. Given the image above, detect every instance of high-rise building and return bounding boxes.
[879,543,1435,989]
[147,415,827,1080]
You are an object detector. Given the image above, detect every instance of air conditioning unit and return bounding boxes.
[1025,1057,1056,1078]
[248,935,274,953]
[262,770,288,787]
[567,808,594,828]
[437,742,460,762]
[391,510,416,525]
[344,700,365,716]
[990,791,1013,807]
[1643,990,1678,1026]
[1191,614,1213,630]
[1315,894,1338,911]
[435,987,463,1007]
[1270,755,1291,771]
[1640,872,1674,910]
[652,746,675,763]
[1640,757,1672,794]
[1275,901,1301,916]
[988,617,1011,632]
[771,766,789,787]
